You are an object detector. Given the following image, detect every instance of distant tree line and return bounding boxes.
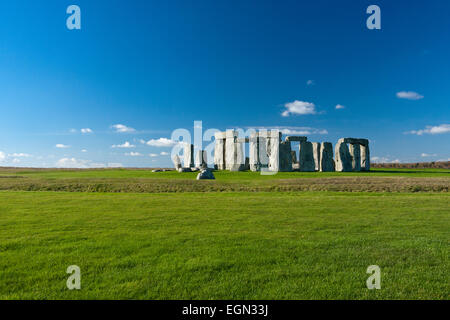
[372,161,450,169]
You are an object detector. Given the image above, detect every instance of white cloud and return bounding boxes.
[56,158,105,168]
[335,104,345,110]
[281,100,316,117]
[160,151,169,156]
[111,141,135,148]
[252,126,328,135]
[149,153,158,157]
[108,163,123,168]
[0,151,5,161]
[145,138,178,147]
[125,152,142,156]
[81,149,87,153]
[56,144,70,149]
[81,128,93,134]
[396,91,424,100]
[306,80,315,86]
[8,153,31,157]
[421,153,437,157]
[405,124,450,135]
[111,124,136,133]
[371,156,402,164]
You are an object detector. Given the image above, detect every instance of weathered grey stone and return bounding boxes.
[285,136,307,142]
[291,151,297,164]
[236,138,245,171]
[172,155,182,170]
[183,143,194,168]
[348,144,361,171]
[178,167,192,173]
[279,141,292,172]
[195,150,208,169]
[298,141,315,172]
[312,142,321,171]
[319,142,335,172]
[360,143,370,171]
[225,130,245,171]
[152,169,162,172]
[335,139,352,172]
[267,130,281,172]
[214,131,226,170]
[258,133,269,170]
[244,157,250,171]
[196,169,215,180]
[249,132,260,172]
[225,130,236,171]
[342,138,369,146]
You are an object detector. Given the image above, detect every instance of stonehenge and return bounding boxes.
[335,138,369,172]
[173,129,370,173]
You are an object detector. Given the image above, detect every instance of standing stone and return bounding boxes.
[183,143,194,168]
[225,130,245,171]
[291,150,297,164]
[298,141,315,172]
[244,157,250,171]
[267,130,281,172]
[312,142,321,171]
[335,139,352,172]
[225,130,236,171]
[348,144,361,171]
[249,132,260,172]
[236,137,245,171]
[195,150,208,169]
[214,131,226,170]
[258,132,269,170]
[172,155,182,170]
[279,141,292,172]
[360,143,370,171]
[319,142,335,172]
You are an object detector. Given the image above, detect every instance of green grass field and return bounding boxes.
[0,168,449,299]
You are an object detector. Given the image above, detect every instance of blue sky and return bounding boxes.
[0,0,449,168]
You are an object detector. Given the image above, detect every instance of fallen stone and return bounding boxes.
[196,169,215,180]
[178,167,192,173]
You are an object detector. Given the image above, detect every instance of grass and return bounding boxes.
[1,167,449,179]
[0,168,448,193]
[0,191,448,300]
